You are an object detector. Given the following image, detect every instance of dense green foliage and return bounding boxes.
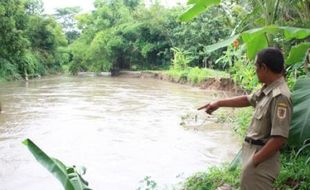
[54,7,82,44]
[0,0,69,81]
[1,0,309,84]
[165,47,228,84]
[180,0,310,91]
[67,0,234,74]
[69,0,171,74]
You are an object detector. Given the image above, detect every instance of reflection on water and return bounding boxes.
[0,76,240,190]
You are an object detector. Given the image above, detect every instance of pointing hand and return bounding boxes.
[197,101,219,114]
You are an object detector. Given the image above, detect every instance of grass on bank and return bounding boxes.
[181,148,310,190]
[181,165,241,190]
[165,67,229,84]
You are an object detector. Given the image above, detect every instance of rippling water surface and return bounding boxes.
[0,76,240,190]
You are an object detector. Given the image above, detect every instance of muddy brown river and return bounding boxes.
[0,76,240,190]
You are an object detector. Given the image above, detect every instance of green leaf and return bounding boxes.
[286,42,310,65]
[179,4,207,22]
[296,143,310,157]
[229,149,241,171]
[203,25,279,59]
[280,26,310,40]
[23,139,91,190]
[204,34,239,53]
[242,32,268,60]
[187,0,200,5]
[241,25,279,59]
[288,77,310,147]
[179,0,221,21]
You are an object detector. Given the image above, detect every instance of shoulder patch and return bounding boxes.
[272,87,281,97]
[277,106,287,119]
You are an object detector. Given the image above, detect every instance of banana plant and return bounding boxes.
[179,0,310,150]
[179,0,221,22]
[23,139,92,190]
[288,77,310,147]
[179,0,310,68]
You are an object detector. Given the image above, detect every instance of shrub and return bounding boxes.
[230,60,259,92]
[0,58,22,80]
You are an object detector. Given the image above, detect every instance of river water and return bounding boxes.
[0,76,240,190]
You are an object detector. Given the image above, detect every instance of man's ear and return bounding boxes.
[262,63,268,71]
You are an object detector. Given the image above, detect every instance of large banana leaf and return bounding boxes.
[202,25,310,61]
[204,34,239,53]
[23,139,91,190]
[242,31,268,60]
[241,25,280,59]
[286,42,310,65]
[179,0,221,21]
[288,77,310,147]
[281,26,310,40]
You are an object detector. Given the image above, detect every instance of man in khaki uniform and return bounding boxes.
[198,47,292,190]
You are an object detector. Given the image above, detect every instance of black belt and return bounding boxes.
[245,137,265,146]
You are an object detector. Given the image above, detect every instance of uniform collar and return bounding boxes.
[262,76,285,96]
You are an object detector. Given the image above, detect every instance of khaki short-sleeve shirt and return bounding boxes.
[246,77,292,143]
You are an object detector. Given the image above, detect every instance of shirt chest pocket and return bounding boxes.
[254,98,270,120]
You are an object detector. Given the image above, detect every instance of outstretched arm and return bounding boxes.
[198,95,250,114]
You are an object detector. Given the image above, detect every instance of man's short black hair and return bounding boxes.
[256,47,285,74]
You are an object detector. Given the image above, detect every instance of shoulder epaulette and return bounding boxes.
[272,87,281,97]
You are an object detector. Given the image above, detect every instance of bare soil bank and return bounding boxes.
[117,71,245,94]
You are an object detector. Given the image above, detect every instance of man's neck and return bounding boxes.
[264,74,283,85]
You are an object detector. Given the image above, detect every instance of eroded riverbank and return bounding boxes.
[80,71,245,94]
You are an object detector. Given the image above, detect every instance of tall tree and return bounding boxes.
[54,7,82,44]
[0,0,69,80]
[0,0,29,79]
[24,0,44,15]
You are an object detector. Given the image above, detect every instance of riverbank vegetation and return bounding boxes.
[67,0,234,75]
[2,0,309,90]
[165,47,229,84]
[0,0,70,81]
[2,0,309,189]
